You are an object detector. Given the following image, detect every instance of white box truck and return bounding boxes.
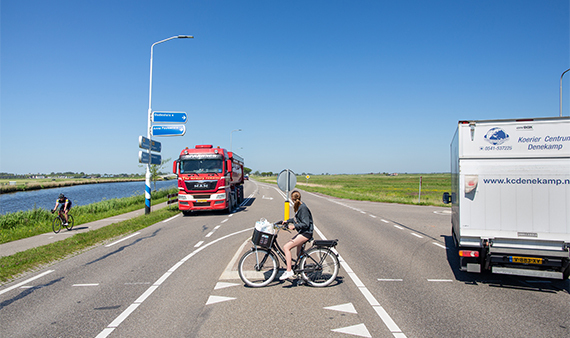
[443,117,570,279]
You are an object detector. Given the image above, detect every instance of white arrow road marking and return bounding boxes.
[206,295,236,305]
[214,282,240,290]
[332,323,372,338]
[324,303,358,314]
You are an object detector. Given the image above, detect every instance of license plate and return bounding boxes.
[509,256,543,265]
[197,200,208,203]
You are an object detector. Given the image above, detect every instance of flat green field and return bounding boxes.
[254,173,450,207]
[0,177,144,193]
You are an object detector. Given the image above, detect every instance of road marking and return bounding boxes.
[161,214,181,223]
[96,227,252,338]
[427,279,453,282]
[432,242,447,249]
[381,219,390,223]
[205,231,214,238]
[0,270,54,296]
[221,219,228,224]
[206,295,236,305]
[194,241,204,248]
[73,283,99,287]
[369,214,377,218]
[105,232,140,247]
[393,224,403,230]
[324,303,358,314]
[411,233,423,238]
[214,225,221,230]
[332,323,372,338]
[214,282,240,290]
[312,225,406,337]
[378,279,403,282]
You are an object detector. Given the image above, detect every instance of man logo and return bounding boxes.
[484,127,509,145]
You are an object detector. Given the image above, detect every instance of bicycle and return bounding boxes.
[51,209,74,234]
[238,221,340,287]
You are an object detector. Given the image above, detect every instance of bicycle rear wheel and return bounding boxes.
[300,247,339,287]
[52,217,63,234]
[65,215,74,230]
[238,248,279,287]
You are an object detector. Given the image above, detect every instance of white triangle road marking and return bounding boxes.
[214,282,240,290]
[332,323,372,338]
[205,295,236,305]
[324,302,357,314]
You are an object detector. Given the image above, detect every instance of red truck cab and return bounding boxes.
[173,145,244,215]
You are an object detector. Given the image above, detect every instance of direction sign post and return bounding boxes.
[152,111,188,124]
[139,151,162,165]
[139,136,161,152]
[152,125,186,137]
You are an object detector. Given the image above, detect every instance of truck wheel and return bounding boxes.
[563,264,570,280]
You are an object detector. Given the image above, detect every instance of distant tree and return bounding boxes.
[244,167,252,175]
[149,157,171,191]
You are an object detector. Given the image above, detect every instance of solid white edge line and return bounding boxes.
[105,232,141,247]
[108,303,140,328]
[0,270,54,296]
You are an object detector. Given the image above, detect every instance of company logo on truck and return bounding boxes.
[484,127,509,145]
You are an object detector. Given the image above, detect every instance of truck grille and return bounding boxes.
[185,180,217,191]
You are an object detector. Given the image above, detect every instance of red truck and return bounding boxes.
[173,145,245,215]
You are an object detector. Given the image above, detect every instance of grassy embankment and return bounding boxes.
[0,177,144,194]
[0,188,179,283]
[254,173,450,207]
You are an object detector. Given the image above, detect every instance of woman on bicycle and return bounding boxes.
[279,190,314,280]
[53,193,72,225]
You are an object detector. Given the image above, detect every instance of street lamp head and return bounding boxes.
[178,35,194,39]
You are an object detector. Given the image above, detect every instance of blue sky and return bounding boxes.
[1,1,568,175]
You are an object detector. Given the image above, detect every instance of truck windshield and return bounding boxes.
[180,159,223,174]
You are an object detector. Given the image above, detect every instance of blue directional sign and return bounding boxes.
[152,111,188,124]
[139,136,161,152]
[152,125,186,137]
[139,151,162,165]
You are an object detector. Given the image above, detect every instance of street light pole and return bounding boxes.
[560,68,570,117]
[146,35,193,214]
[230,129,241,152]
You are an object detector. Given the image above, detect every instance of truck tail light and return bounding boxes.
[459,250,479,258]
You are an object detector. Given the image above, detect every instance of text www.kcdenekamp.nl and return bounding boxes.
[482,178,570,186]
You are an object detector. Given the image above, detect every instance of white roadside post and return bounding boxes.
[145,35,193,214]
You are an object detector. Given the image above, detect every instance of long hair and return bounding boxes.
[291,190,302,212]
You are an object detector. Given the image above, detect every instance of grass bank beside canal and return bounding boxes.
[0,188,178,244]
[254,173,450,207]
[0,177,147,194]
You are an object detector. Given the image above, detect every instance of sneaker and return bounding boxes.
[63,222,68,226]
[279,270,294,280]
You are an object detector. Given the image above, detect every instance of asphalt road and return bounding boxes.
[1,180,568,337]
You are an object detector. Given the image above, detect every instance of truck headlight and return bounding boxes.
[210,193,226,200]
[178,194,194,200]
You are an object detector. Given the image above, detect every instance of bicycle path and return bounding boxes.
[0,202,171,258]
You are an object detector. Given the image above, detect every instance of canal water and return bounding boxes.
[0,180,178,215]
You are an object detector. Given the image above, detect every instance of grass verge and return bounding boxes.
[0,205,180,284]
[254,173,450,207]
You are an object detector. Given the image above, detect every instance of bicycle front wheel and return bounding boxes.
[52,217,63,234]
[65,215,74,230]
[238,248,279,287]
[300,247,339,287]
